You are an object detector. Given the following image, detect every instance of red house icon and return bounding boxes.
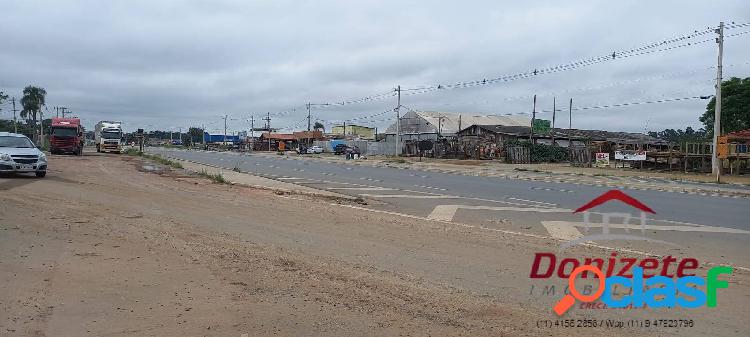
[574,190,655,236]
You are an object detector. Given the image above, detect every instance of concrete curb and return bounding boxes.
[164,156,365,204]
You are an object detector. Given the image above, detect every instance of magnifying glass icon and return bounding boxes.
[553,265,606,315]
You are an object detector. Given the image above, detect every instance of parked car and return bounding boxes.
[333,143,349,155]
[306,145,324,154]
[296,145,307,154]
[0,132,48,177]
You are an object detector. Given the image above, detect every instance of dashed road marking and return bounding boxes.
[413,184,447,191]
[426,205,571,222]
[327,187,394,191]
[506,197,558,207]
[359,194,455,199]
[530,186,575,193]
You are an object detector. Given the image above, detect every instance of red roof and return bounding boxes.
[261,132,295,141]
[725,129,750,141]
[574,190,655,214]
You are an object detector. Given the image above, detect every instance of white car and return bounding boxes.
[0,132,48,177]
[306,145,324,154]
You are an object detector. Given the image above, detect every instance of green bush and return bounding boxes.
[505,140,568,163]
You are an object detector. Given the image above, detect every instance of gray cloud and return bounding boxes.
[1,0,748,134]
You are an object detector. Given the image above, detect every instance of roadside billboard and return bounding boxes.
[614,150,646,161]
[594,152,610,167]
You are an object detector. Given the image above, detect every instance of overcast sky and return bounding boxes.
[1,0,748,134]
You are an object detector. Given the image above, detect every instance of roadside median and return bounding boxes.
[166,156,365,204]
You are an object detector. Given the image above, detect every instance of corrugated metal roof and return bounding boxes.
[385,110,530,135]
[459,125,670,145]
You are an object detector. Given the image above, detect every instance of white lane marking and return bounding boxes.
[542,220,750,240]
[530,186,575,193]
[277,177,303,180]
[330,203,750,272]
[506,197,558,207]
[413,184,447,191]
[426,205,571,221]
[359,194,456,199]
[327,187,395,191]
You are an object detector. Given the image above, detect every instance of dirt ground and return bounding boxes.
[1,153,747,336]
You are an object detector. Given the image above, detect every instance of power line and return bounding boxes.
[398,25,735,96]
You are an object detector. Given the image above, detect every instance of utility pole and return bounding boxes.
[712,22,724,183]
[250,115,255,140]
[263,112,271,131]
[306,103,311,131]
[201,124,205,146]
[569,98,573,130]
[458,114,462,132]
[436,116,446,137]
[551,97,556,145]
[222,115,228,146]
[306,103,313,146]
[60,107,67,118]
[249,116,255,151]
[39,104,44,147]
[529,95,536,143]
[263,112,271,151]
[395,85,401,156]
[12,97,18,133]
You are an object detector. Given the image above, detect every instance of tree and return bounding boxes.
[0,91,8,111]
[700,77,750,136]
[313,122,324,132]
[187,127,204,144]
[648,127,707,143]
[20,86,47,126]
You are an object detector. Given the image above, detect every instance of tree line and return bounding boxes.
[647,77,748,144]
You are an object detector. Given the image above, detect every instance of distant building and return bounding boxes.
[331,124,376,140]
[384,110,529,142]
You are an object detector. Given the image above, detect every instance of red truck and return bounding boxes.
[49,117,84,155]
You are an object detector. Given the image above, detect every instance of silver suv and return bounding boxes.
[0,132,48,177]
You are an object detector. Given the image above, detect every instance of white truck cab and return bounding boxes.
[95,121,124,153]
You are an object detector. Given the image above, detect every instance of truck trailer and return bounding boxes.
[95,121,124,153]
[49,117,84,155]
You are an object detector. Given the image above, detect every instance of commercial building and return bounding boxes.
[330,124,376,140]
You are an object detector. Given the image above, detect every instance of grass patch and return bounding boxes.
[124,149,183,169]
[384,157,407,164]
[198,169,228,184]
[124,148,141,156]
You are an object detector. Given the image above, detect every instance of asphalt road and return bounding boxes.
[148,147,750,268]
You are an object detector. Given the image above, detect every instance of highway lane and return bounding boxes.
[146,148,750,268]
[150,148,748,231]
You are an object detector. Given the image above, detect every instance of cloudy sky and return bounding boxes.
[1,0,748,134]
